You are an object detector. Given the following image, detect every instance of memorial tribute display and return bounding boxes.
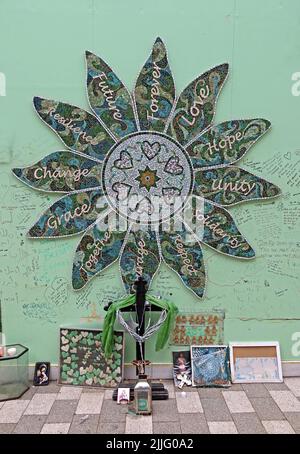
[12,38,281,299]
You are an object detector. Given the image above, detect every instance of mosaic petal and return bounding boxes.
[187,119,271,169]
[12,151,102,193]
[72,221,126,290]
[158,224,206,298]
[86,51,137,139]
[33,97,115,161]
[119,226,160,294]
[28,189,109,238]
[187,197,255,258]
[193,166,281,206]
[167,64,229,145]
[134,37,175,133]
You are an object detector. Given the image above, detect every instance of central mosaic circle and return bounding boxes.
[102,132,193,224]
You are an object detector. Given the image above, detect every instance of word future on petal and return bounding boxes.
[181,82,210,126]
[146,62,162,122]
[49,109,98,146]
[34,167,91,182]
[85,230,112,270]
[206,131,243,156]
[47,203,91,230]
[97,72,122,121]
[212,179,256,196]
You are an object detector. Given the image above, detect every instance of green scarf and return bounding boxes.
[102,293,178,357]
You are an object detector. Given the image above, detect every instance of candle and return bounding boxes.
[7,347,16,357]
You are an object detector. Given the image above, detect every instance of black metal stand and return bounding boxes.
[104,277,168,401]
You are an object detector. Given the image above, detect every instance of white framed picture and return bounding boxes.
[229,342,283,383]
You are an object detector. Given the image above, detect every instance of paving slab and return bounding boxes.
[47,400,77,423]
[232,413,266,434]
[284,378,300,397]
[262,420,295,434]
[222,391,254,413]
[36,383,61,394]
[13,415,46,434]
[40,423,70,434]
[56,386,82,400]
[241,384,270,398]
[269,391,300,412]
[284,412,300,434]
[0,423,16,433]
[176,392,203,413]
[264,382,289,391]
[104,390,114,400]
[125,414,152,434]
[69,414,99,434]
[100,399,128,422]
[152,399,180,422]
[75,392,103,415]
[24,394,56,416]
[198,388,222,399]
[208,421,238,434]
[0,400,30,423]
[153,422,181,434]
[179,413,209,434]
[249,397,285,420]
[97,422,125,434]
[201,398,232,421]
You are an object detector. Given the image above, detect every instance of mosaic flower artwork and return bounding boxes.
[12,38,281,299]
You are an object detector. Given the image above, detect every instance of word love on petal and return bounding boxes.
[181,84,210,127]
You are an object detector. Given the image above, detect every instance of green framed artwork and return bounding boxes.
[59,328,124,388]
[171,312,225,345]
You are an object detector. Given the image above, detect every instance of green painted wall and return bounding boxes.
[0,0,299,365]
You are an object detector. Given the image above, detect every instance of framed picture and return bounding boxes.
[229,342,283,383]
[191,345,231,387]
[172,351,192,388]
[117,387,130,404]
[171,312,225,346]
[33,362,50,386]
[59,328,124,388]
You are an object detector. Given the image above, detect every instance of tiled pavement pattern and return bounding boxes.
[0,379,300,434]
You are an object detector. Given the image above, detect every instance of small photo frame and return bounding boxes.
[172,351,192,388]
[191,345,231,387]
[33,362,50,386]
[229,342,283,383]
[117,387,130,404]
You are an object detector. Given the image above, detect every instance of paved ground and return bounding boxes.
[0,379,300,434]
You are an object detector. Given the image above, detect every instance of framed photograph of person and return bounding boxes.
[33,362,50,386]
[172,351,192,389]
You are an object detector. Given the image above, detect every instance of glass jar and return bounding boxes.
[134,375,152,415]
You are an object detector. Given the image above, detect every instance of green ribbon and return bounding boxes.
[102,293,178,357]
